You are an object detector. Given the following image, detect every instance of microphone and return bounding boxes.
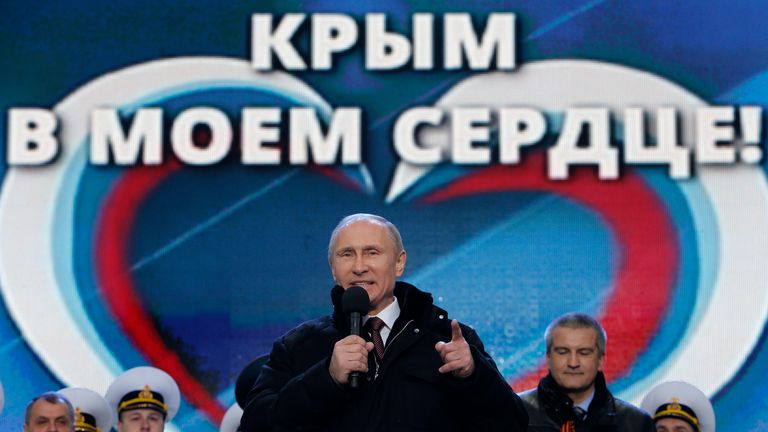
[341,285,370,388]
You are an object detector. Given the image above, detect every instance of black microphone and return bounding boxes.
[342,285,370,388]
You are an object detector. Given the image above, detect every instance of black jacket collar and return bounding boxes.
[330,281,434,330]
[538,371,614,424]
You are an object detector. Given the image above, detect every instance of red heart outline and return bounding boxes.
[94,160,230,423]
[421,152,678,390]
[95,152,677,423]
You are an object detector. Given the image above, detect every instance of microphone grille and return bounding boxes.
[342,285,370,314]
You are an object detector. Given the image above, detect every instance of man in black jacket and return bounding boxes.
[520,313,654,432]
[241,213,527,431]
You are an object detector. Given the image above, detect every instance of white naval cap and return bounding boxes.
[59,387,115,432]
[105,366,181,422]
[219,403,243,432]
[641,381,715,432]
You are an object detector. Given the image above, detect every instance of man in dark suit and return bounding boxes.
[520,312,654,432]
[242,213,528,431]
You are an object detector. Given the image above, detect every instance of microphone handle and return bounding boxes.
[349,311,362,388]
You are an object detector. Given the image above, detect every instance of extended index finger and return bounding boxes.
[450,319,464,342]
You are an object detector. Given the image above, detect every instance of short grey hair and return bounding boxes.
[24,392,75,430]
[328,213,404,259]
[544,312,607,357]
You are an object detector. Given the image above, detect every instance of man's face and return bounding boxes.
[118,409,165,432]
[330,220,406,315]
[655,418,696,432]
[547,326,603,398]
[23,400,73,432]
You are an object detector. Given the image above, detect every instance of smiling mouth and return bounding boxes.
[351,281,374,287]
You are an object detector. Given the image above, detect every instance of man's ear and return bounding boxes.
[395,250,406,276]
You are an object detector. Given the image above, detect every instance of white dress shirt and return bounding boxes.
[363,297,400,345]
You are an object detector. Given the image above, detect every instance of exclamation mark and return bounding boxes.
[739,106,763,164]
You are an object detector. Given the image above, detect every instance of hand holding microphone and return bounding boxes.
[329,286,373,387]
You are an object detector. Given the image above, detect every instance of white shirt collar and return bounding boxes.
[364,296,400,330]
[574,388,595,412]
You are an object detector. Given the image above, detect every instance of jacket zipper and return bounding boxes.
[373,319,414,380]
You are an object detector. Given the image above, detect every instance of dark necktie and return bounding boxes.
[366,317,386,358]
[573,406,587,421]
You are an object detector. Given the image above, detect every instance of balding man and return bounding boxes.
[242,213,527,431]
[23,392,75,432]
